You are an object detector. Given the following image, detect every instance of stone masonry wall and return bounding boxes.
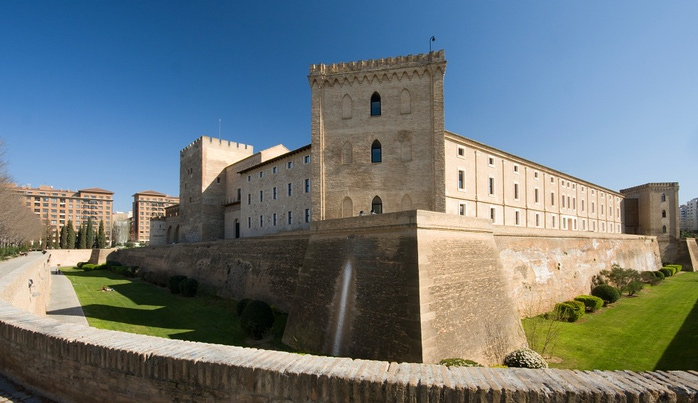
[0,254,51,316]
[108,236,308,312]
[495,227,662,315]
[0,301,697,402]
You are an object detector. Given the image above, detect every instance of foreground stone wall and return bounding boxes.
[495,228,662,315]
[1,301,697,402]
[108,236,308,312]
[0,254,51,316]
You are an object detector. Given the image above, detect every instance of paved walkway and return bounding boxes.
[0,252,85,402]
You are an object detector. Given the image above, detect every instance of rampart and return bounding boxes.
[0,240,697,401]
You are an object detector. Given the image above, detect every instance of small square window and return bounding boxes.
[488,157,494,166]
[513,165,519,173]
[273,166,278,174]
[259,171,264,178]
[287,161,293,169]
[457,147,465,157]
[304,155,310,164]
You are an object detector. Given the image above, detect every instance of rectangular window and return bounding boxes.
[488,177,495,195]
[287,211,292,225]
[247,194,251,205]
[259,215,263,227]
[515,211,520,225]
[459,203,465,216]
[260,190,264,202]
[273,213,277,226]
[259,171,264,178]
[458,170,464,190]
[582,200,585,212]
[514,183,519,200]
[551,192,555,206]
[304,155,310,164]
[490,207,496,222]
[535,188,539,203]
[488,157,495,166]
[305,178,310,193]
[535,213,540,227]
[273,166,278,174]
[247,175,251,182]
[247,217,251,228]
[288,183,293,196]
[305,209,310,223]
[273,187,277,199]
[457,147,465,157]
[513,164,519,173]
[287,161,293,169]
[534,171,539,179]
[562,196,566,208]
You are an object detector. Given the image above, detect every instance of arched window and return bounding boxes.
[370,92,381,116]
[661,193,666,202]
[371,196,383,214]
[342,197,353,218]
[342,94,352,119]
[662,210,666,218]
[342,141,353,164]
[662,225,667,233]
[371,140,382,163]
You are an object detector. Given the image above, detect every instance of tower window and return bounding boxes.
[370,92,381,116]
[371,140,382,163]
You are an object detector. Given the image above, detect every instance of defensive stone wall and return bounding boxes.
[47,248,114,268]
[494,227,662,315]
[684,238,698,271]
[108,236,308,312]
[0,254,51,316]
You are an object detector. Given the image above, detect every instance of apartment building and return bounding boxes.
[131,190,179,243]
[14,184,114,246]
[680,198,698,232]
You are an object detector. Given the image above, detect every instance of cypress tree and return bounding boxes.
[97,220,106,249]
[59,225,67,249]
[67,220,76,249]
[86,217,94,249]
[78,224,87,249]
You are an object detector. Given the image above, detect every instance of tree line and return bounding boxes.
[44,217,108,249]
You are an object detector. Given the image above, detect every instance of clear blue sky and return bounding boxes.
[1,1,697,213]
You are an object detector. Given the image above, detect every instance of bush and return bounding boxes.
[574,295,604,312]
[168,275,188,294]
[591,284,621,304]
[81,263,99,271]
[438,358,483,367]
[659,268,673,278]
[239,300,275,340]
[653,270,665,280]
[236,298,252,316]
[503,348,548,369]
[76,261,87,269]
[626,280,644,296]
[641,271,661,286]
[554,301,584,322]
[179,278,199,297]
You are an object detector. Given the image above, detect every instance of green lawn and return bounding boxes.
[523,272,698,371]
[61,267,292,351]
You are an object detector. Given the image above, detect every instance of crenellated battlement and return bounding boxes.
[309,50,445,77]
[180,136,252,156]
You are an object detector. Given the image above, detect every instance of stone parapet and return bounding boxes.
[0,302,696,402]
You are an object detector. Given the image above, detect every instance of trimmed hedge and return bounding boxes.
[239,300,275,340]
[574,295,604,312]
[555,301,584,322]
[179,278,199,297]
[168,275,188,294]
[591,284,621,304]
[653,270,665,280]
[659,268,673,277]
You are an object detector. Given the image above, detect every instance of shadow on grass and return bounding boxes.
[654,298,698,370]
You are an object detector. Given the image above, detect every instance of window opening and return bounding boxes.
[370,92,381,116]
[371,196,383,214]
[371,140,382,163]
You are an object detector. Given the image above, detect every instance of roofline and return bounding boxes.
[238,144,312,174]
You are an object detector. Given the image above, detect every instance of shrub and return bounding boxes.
[574,295,604,312]
[554,301,584,322]
[76,261,87,269]
[503,348,548,369]
[168,275,188,294]
[236,298,252,316]
[81,263,98,271]
[591,284,621,304]
[641,271,661,286]
[438,358,483,367]
[239,300,275,340]
[659,268,673,277]
[626,280,644,296]
[179,278,199,297]
[653,270,665,280]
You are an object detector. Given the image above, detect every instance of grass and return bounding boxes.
[523,272,698,370]
[61,267,293,351]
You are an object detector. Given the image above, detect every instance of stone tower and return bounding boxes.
[179,136,253,242]
[621,182,680,263]
[309,51,447,220]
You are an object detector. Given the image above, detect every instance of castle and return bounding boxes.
[156,50,652,247]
